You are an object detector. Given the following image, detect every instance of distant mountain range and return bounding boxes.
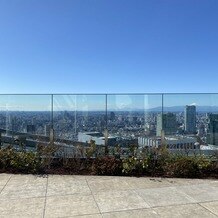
[107,106,218,113]
[147,106,218,113]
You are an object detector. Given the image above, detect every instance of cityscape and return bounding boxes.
[0,95,218,157]
[0,1,218,217]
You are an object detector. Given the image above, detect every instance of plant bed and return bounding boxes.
[0,148,217,179]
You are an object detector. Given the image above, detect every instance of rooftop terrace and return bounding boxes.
[0,94,218,217]
[0,173,218,217]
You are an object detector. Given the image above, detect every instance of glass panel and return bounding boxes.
[53,95,77,142]
[163,94,218,154]
[0,95,52,149]
[53,94,107,143]
[107,94,162,155]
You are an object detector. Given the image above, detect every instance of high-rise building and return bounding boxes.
[6,114,17,134]
[206,114,218,146]
[26,124,36,134]
[110,112,115,121]
[45,124,51,136]
[197,123,205,137]
[156,113,177,136]
[185,105,196,134]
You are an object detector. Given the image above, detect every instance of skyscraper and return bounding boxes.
[207,113,218,146]
[156,113,177,136]
[185,105,196,134]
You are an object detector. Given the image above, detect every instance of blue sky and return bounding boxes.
[0,0,218,94]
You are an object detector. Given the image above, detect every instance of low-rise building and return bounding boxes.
[138,135,199,150]
[78,132,117,146]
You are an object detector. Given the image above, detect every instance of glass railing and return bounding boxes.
[0,94,218,156]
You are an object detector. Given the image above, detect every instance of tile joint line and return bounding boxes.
[42,175,49,218]
[0,174,12,195]
[198,202,218,218]
[85,177,103,215]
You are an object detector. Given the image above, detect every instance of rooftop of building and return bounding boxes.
[79,132,104,137]
[139,135,197,140]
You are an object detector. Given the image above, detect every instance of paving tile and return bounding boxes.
[71,214,102,218]
[102,208,159,217]
[44,194,100,218]
[200,201,218,216]
[210,180,218,187]
[135,186,195,207]
[88,177,132,193]
[9,174,47,184]
[0,185,4,192]
[0,214,42,218]
[175,184,218,203]
[154,203,217,218]
[0,197,45,218]
[126,177,171,189]
[85,176,126,183]
[94,190,149,213]
[0,174,216,218]
[0,187,46,200]
[0,173,11,186]
[47,175,91,196]
[48,175,86,182]
[72,175,87,180]
[0,185,47,199]
[0,175,47,199]
[165,178,215,186]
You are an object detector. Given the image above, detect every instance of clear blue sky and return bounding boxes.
[0,0,218,94]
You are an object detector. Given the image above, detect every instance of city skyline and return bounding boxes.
[0,102,216,145]
[0,1,218,93]
[1,95,218,151]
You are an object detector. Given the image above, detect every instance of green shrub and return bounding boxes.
[164,155,214,178]
[11,152,42,173]
[0,148,14,170]
[0,146,216,178]
[92,156,122,175]
[122,156,149,175]
[85,140,97,158]
[145,146,172,176]
[62,158,91,174]
[37,143,59,170]
[0,148,43,173]
[164,156,197,177]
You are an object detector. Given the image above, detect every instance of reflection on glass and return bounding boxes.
[0,93,217,156]
[107,94,162,155]
[53,95,77,141]
[162,94,218,154]
[0,95,51,134]
[53,95,106,143]
[0,95,52,149]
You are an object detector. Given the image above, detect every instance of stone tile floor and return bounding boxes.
[0,173,217,217]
